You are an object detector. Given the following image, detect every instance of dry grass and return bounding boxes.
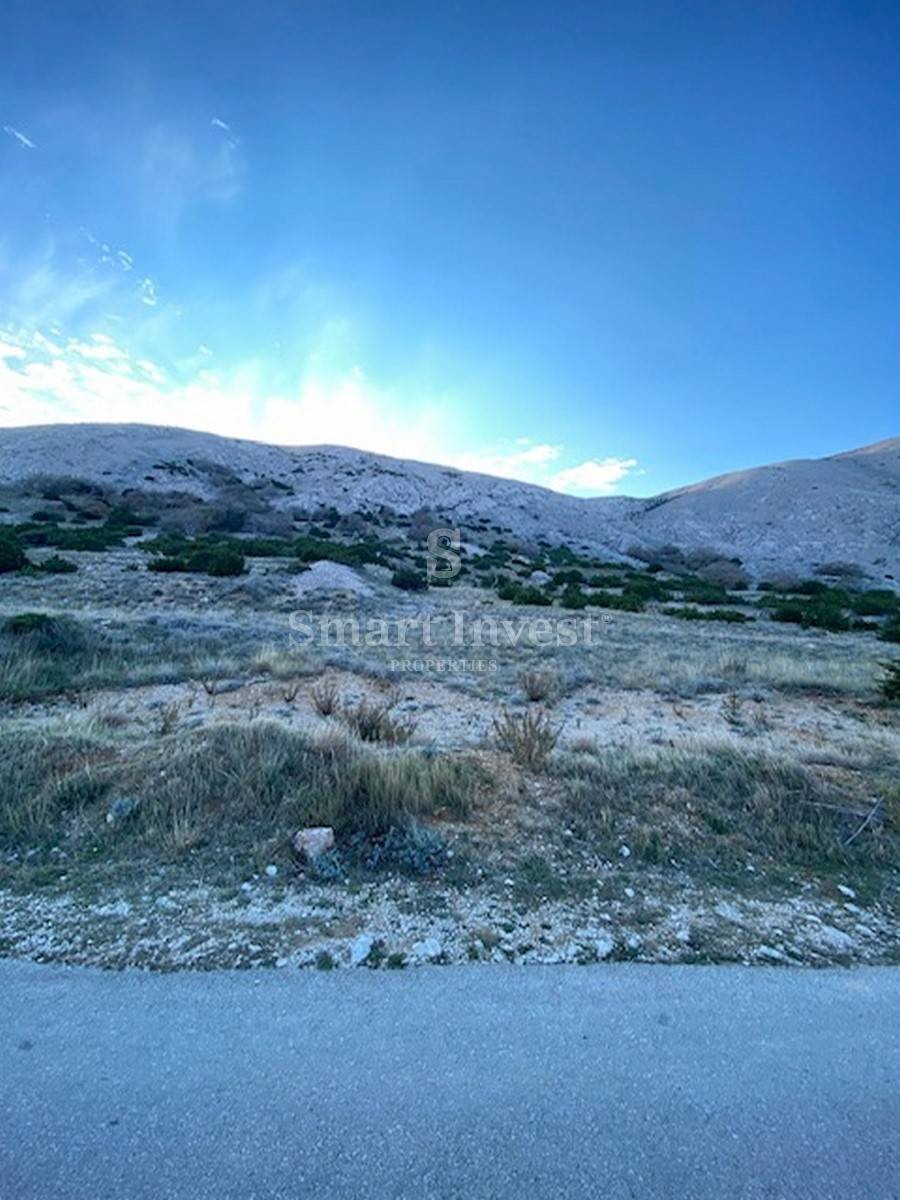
[0,720,480,858]
[492,707,561,769]
[340,694,416,744]
[553,742,900,867]
[309,674,340,716]
[519,667,561,703]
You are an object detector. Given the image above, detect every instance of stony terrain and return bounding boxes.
[0,424,898,971]
[1,422,898,581]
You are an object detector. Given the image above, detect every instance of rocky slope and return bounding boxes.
[0,423,897,582]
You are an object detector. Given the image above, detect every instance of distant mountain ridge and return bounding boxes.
[0,423,897,583]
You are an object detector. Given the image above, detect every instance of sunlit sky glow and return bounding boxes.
[1,1,898,496]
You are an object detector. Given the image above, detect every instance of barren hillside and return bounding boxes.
[0,423,897,582]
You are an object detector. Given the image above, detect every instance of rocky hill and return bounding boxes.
[0,423,897,583]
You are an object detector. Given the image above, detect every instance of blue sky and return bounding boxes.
[1,1,898,496]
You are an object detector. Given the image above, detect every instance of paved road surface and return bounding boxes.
[2,960,898,1199]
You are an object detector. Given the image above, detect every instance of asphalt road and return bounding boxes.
[2,959,898,1199]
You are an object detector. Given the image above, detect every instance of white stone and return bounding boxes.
[594,935,615,960]
[293,827,335,861]
[618,845,631,858]
[410,936,443,962]
[837,884,857,899]
[350,934,374,967]
[264,864,278,878]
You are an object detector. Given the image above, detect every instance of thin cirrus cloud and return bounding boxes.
[3,125,35,149]
[0,329,639,496]
[140,120,244,235]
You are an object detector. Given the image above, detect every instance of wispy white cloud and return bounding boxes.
[549,457,639,496]
[0,328,638,495]
[141,123,243,235]
[139,278,158,307]
[3,125,35,149]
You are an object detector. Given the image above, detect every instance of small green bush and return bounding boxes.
[878,616,900,644]
[589,590,644,613]
[37,555,77,574]
[2,612,93,656]
[0,528,27,573]
[560,585,590,609]
[851,590,899,617]
[663,606,752,624]
[391,567,427,592]
[879,660,900,701]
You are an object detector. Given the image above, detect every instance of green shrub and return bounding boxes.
[663,606,752,624]
[771,597,852,632]
[509,585,553,607]
[3,612,93,656]
[391,567,427,592]
[676,579,730,605]
[851,590,899,617]
[622,576,673,603]
[37,555,77,574]
[294,535,385,566]
[879,660,900,701]
[878,616,900,644]
[589,590,644,613]
[560,585,590,610]
[146,540,245,577]
[0,528,27,573]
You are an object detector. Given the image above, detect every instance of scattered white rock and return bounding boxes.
[624,886,635,899]
[756,945,787,962]
[293,827,336,862]
[594,935,615,960]
[618,845,632,859]
[837,885,857,899]
[264,865,278,878]
[410,936,443,963]
[814,924,855,953]
[350,934,375,966]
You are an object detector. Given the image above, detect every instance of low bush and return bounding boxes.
[0,528,27,573]
[520,667,561,703]
[391,567,427,592]
[663,606,752,624]
[878,616,900,644]
[493,707,560,769]
[3,612,93,656]
[879,660,900,701]
[850,590,899,617]
[560,585,590,609]
[147,543,245,577]
[37,555,77,574]
[589,590,644,613]
[497,582,553,606]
